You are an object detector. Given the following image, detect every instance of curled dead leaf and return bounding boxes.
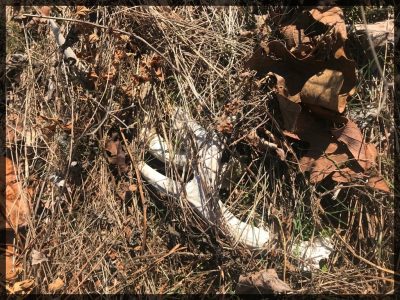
[366,176,390,193]
[216,115,233,134]
[236,268,292,294]
[332,118,377,171]
[101,65,117,81]
[48,277,64,292]
[89,33,99,44]
[245,40,356,100]
[277,95,301,131]
[40,6,51,17]
[76,6,91,17]
[10,278,35,294]
[300,152,349,183]
[300,69,348,113]
[105,133,129,174]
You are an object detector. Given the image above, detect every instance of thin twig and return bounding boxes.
[120,129,148,254]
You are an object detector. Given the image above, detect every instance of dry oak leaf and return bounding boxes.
[216,114,233,134]
[105,133,129,174]
[300,152,349,183]
[310,6,347,39]
[245,40,356,109]
[101,64,117,81]
[89,33,100,44]
[366,176,390,193]
[39,6,51,17]
[0,157,31,230]
[76,6,91,17]
[330,168,389,192]
[31,6,51,24]
[300,69,348,113]
[267,72,301,131]
[236,268,292,294]
[48,277,64,293]
[293,109,350,183]
[114,49,126,64]
[309,6,347,58]
[279,24,312,50]
[9,278,35,294]
[332,119,377,171]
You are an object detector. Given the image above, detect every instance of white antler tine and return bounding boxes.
[148,134,188,168]
[219,201,270,248]
[139,162,181,197]
[172,108,208,146]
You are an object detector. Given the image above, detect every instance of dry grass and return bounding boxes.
[4,5,395,294]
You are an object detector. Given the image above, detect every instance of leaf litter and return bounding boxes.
[4,5,394,294]
[246,6,389,192]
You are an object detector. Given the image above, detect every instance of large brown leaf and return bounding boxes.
[300,152,349,183]
[331,168,390,193]
[332,119,377,171]
[245,40,356,103]
[277,6,349,60]
[300,69,348,113]
[309,6,347,59]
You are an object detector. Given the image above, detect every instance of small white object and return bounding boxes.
[70,161,78,167]
[295,237,333,271]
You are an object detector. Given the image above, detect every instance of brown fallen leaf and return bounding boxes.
[76,6,91,17]
[10,278,35,294]
[332,118,377,171]
[292,109,352,183]
[309,6,347,59]
[89,32,99,44]
[105,133,129,174]
[331,167,366,183]
[277,96,302,131]
[245,40,356,102]
[33,6,51,24]
[216,114,233,134]
[266,72,302,131]
[300,69,348,113]
[0,157,31,230]
[236,268,292,294]
[331,168,390,193]
[300,152,349,183]
[366,176,390,193]
[48,277,64,293]
[279,24,312,50]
